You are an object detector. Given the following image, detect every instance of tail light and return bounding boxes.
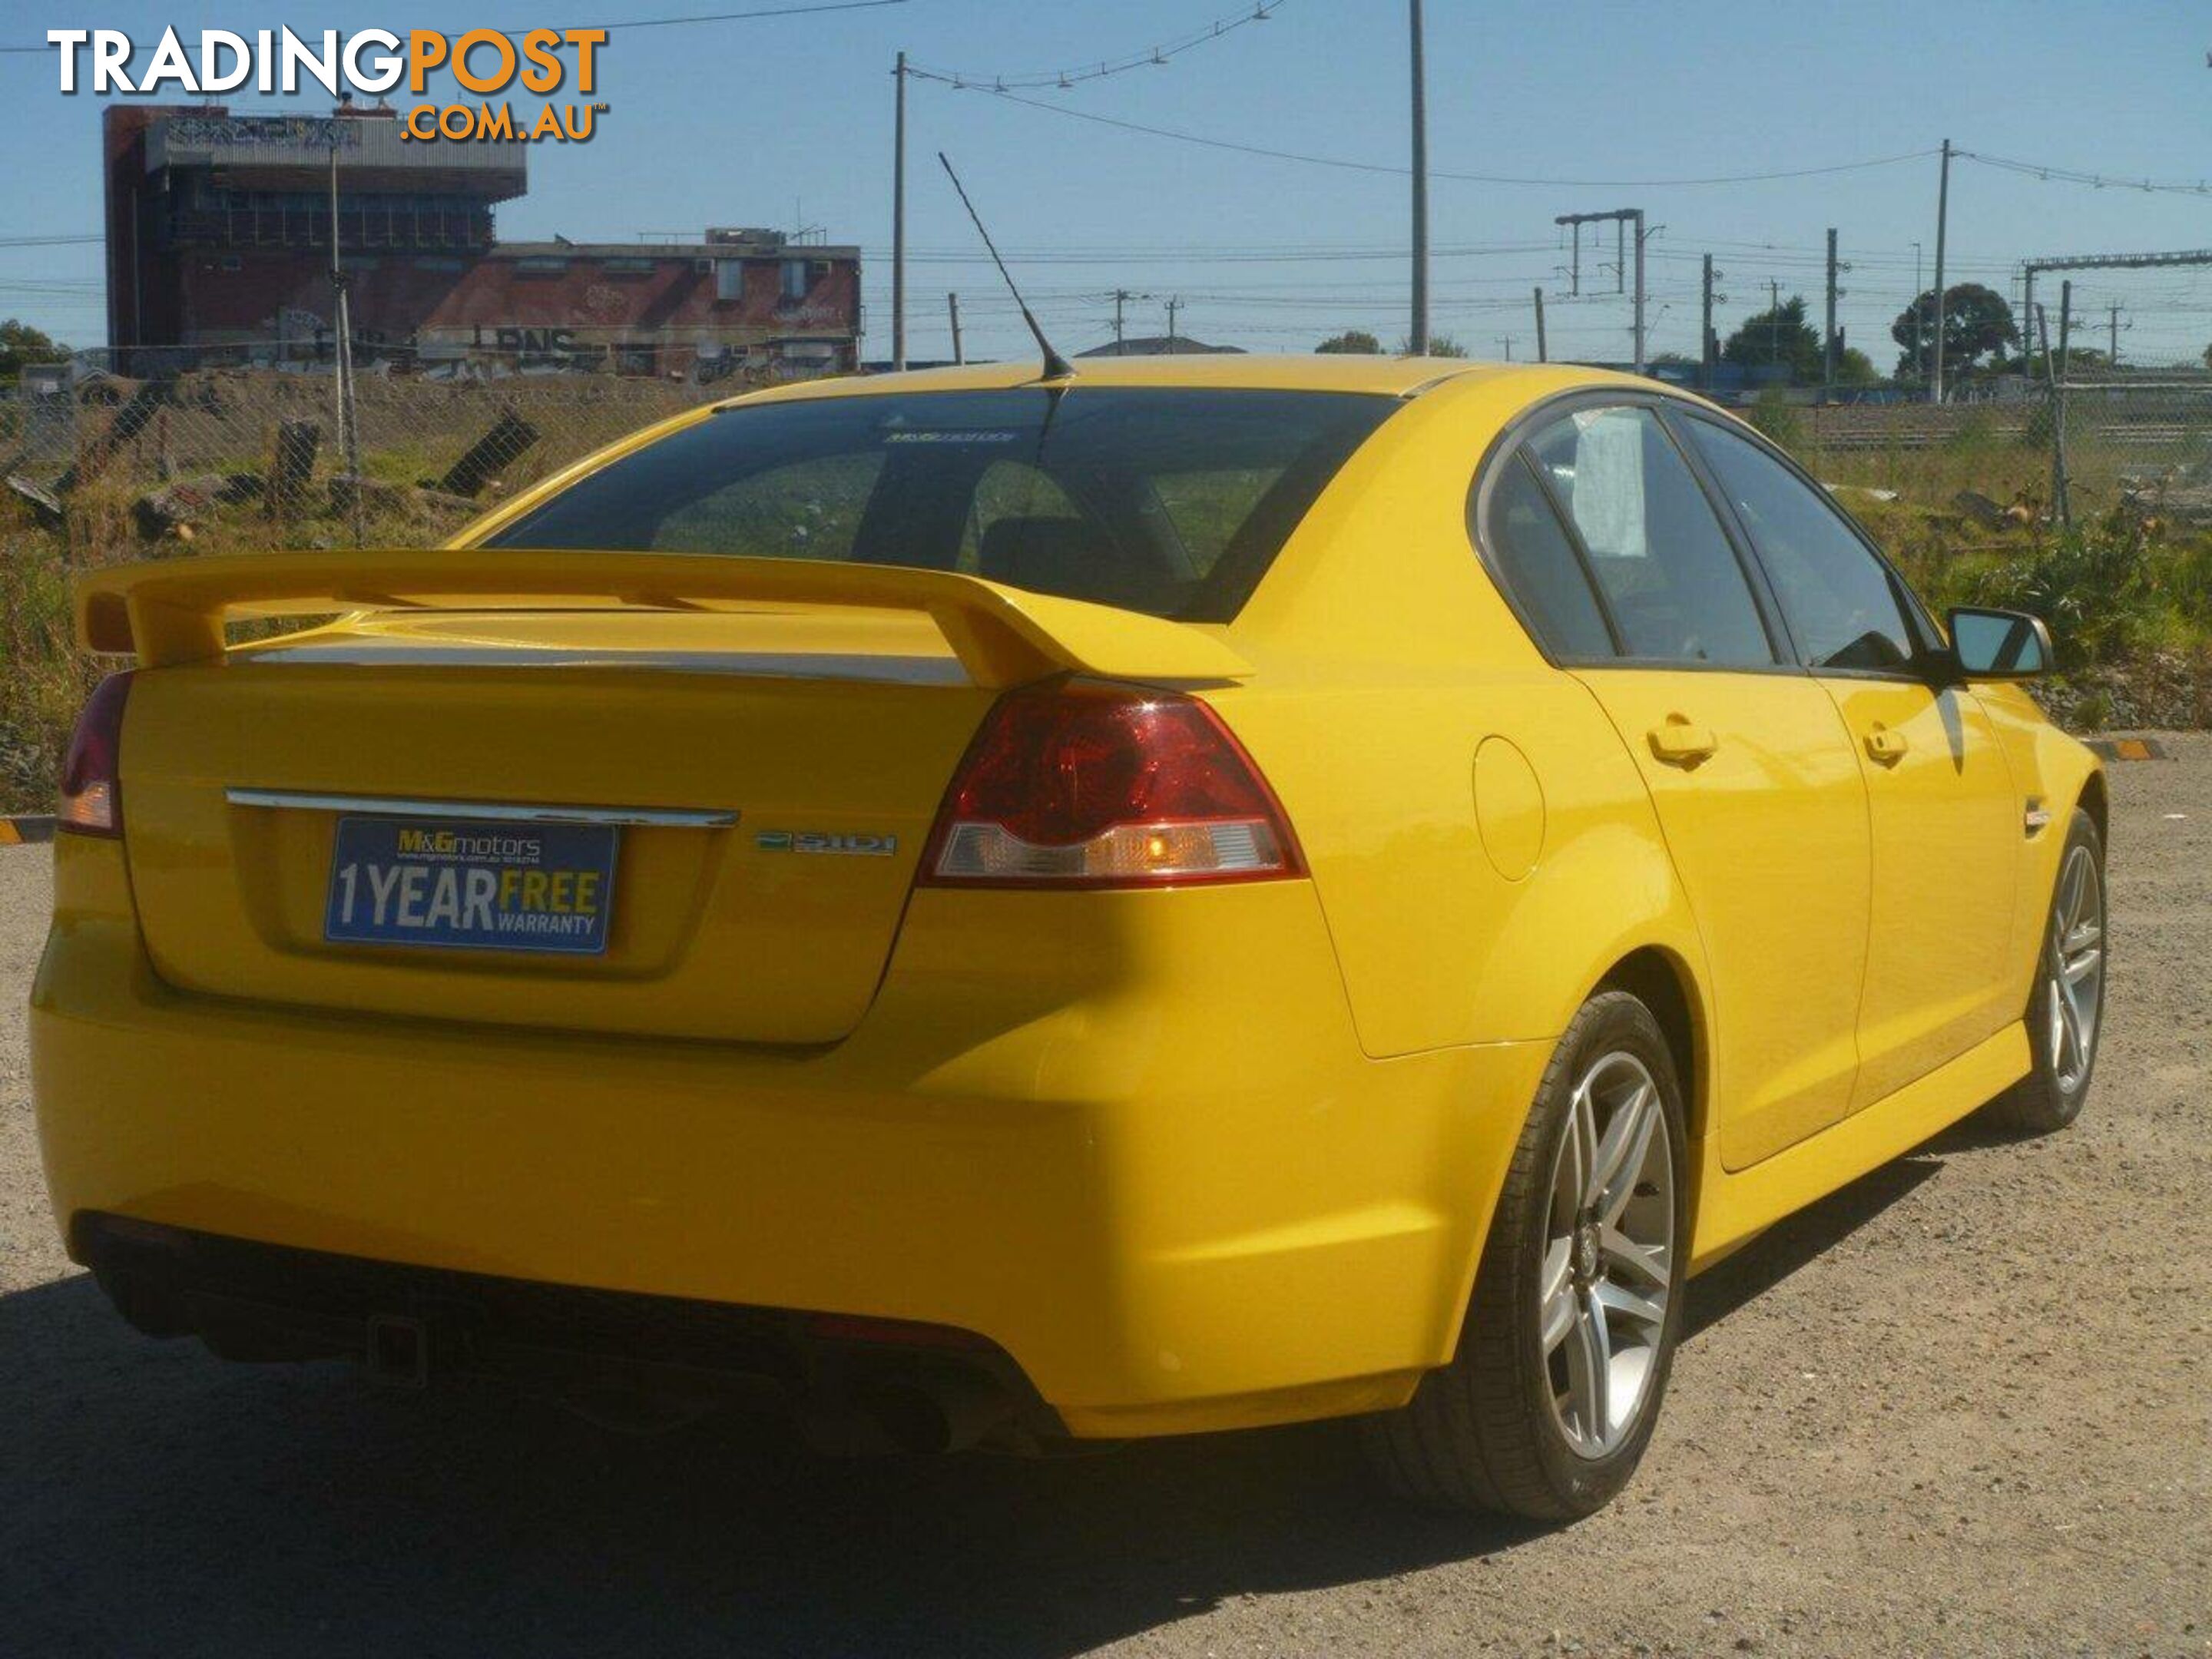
[920,680,1303,889]
[58,671,134,838]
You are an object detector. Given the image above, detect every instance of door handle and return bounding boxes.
[1647,717,1719,767]
[1864,726,1909,765]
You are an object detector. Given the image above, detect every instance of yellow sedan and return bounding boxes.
[33,355,2105,1518]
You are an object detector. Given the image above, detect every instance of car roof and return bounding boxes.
[730,353,1651,406]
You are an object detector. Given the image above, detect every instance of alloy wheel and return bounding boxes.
[2046,843,2104,1096]
[1541,1051,1675,1460]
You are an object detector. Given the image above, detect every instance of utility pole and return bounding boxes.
[1633,212,1646,375]
[1165,296,1182,345]
[1407,0,1429,354]
[327,136,362,548]
[1701,253,1717,389]
[1930,137,1952,403]
[947,291,963,364]
[891,51,907,372]
[1913,240,1928,390]
[1111,287,1150,346]
[1495,335,1515,362]
[1533,286,1548,363]
[2044,280,2061,526]
[1555,207,1647,374]
[1823,227,1839,400]
[1770,277,1781,366]
[2108,302,2121,366]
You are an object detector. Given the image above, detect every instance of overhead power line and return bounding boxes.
[944,84,1939,187]
[0,0,903,54]
[904,2,1284,92]
[1956,148,2212,198]
[866,240,1558,266]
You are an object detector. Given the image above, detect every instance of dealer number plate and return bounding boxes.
[323,816,619,955]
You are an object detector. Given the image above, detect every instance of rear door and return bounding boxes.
[1677,414,2021,1109]
[1491,400,1872,1170]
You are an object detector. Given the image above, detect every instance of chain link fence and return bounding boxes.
[1715,373,2212,540]
[2046,372,2212,531]
[2,345,777,548]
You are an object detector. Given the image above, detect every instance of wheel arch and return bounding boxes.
[2075,766,2108,848]
[1598,945,1704,1142]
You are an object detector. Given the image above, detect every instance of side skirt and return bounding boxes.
[1687,1022,2030,1274]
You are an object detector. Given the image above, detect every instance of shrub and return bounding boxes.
[1959,508,2164,670]
[1743,390,1803,450]
[0,508,104,812]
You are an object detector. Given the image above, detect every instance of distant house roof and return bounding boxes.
[1077,335,1243,357]
[490,240,860,262]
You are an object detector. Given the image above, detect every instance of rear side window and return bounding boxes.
[1522,406,1775,668]
[1682,417,1922,673]
[1481,452,1615,660]
[481,388,1396,622]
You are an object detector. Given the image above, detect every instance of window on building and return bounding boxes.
[780,259,810,303]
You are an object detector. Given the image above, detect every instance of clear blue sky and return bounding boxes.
[5,1,2210,367]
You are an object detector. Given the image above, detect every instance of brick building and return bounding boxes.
[102,103,861,378]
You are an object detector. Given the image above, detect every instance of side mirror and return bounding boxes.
[1946,607,2053,679]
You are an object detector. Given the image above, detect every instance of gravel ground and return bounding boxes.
[2,738,2206,1657]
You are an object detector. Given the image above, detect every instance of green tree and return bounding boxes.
[1721,295,1822,380]
[1316,329,1382,355]
[0,319,68,379]
[1834,346,1881,386]
[1891,283,2017,379]
[1399,332,1469,358]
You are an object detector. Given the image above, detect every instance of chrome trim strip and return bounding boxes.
[224,789,737,829]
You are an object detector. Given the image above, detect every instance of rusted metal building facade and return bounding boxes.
[102,104,861,378]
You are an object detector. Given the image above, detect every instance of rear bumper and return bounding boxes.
[31,835,1548,1437]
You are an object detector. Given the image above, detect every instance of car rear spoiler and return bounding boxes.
[76,549,1253,689]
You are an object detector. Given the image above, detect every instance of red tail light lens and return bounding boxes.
[920,681,1303,888]
[58,671,134,838]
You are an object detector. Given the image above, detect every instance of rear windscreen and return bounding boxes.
[478,387,1397,621]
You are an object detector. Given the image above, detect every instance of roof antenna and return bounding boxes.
[938,152,1075,381]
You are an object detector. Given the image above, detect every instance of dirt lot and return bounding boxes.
[2,738,2206,1658]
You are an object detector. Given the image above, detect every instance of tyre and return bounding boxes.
[1361,988,1688,1519]
[1980,807,2106,1135]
